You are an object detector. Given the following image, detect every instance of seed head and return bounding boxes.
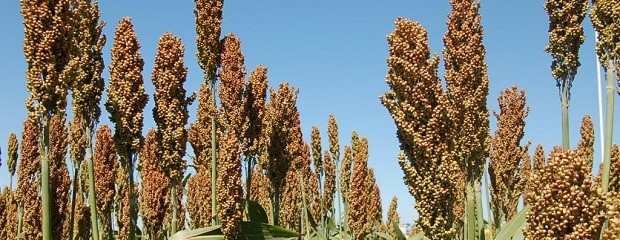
[21,0,74,117]
[525,148,605,239]
[151,32,190,183]
[94,125,116,240]
[7,133,18,178]
[139,129,168,239]
[381,18,459,238]
[242,66,268,158]
[311,126,323,176]
[106,17,148,163]
[590,0,620,83]
[217,129,244,239]
[17,117,42,239]
[444,0,490,182]
[545,0,588,97]
[194,0,224,83]
[489,86,530,222]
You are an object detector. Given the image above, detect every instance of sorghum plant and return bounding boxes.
[489,86,530,225]
[21,0,74,237]
[242,66,268,201]
[139,129,168,239]
[216,34,246,239]
[387,196,400,239]
[544,0,588,148]
[347,137,371,239]
[94,125,115,240]
[381,18,459,239]
[263,83,302,226]
[105,17,148,239]
[194,0,224,224]
[591,0,620,195]
[151,32,190,234]
[7,133,18,189]
[69,0,106,237]
[17,118,42,239]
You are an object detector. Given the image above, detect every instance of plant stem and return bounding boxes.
[602,58,616,193]
[210,81,218,226]
[465,178,475,240]
[68,163,79,240]
[42,115,51,240]
[245,156,253,203]
[128,154,137,240]
[561,83,570,149]
[484,162,494,239]
[171,180,178,234]
[87,127,100,240]
[475,179,484,240]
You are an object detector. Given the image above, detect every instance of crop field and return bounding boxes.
[0,0,619,239]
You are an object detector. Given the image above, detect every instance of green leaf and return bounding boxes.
[407,232,425,240]
[393,221,406,240]
[247,199,269,223]
[169,221,299,240]
[494,205,529,240]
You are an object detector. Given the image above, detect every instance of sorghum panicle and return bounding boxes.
[381,18,459,239]
[7,133,18,178]
[544,0,588,92]
[152,32,190,183]
[139,129,168,239]
[17,118,42,239]
[590,0,620,83]
[525,148,605,239]
[94,125,116,239]
[322,150,336,218]
[489,86,530,222]
[49,115,71,239]
[387,196,400,239]
[105,17,148,163]
[194,0,224,82]
[217,130,244,239]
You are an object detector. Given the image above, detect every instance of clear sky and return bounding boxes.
[0,1,617,226]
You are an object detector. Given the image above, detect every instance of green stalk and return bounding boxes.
[602,58,616,193]
[42,115,51,240]
[171,181,178,234]
[465,178,475,240]
[299,171,310,239]
[210,81,218,226]
[128,154,137,240]
[87,127,100,240]
[561,83,570,149]
[484,163,494,238]
[475,179,484,240]
[335,157,342,231]
[68,163,79,240]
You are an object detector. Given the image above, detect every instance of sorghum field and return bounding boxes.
[0,0,619,239]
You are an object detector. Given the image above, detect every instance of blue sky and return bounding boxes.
[0,1,616,225]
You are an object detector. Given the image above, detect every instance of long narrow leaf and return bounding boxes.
[494,205,529,240]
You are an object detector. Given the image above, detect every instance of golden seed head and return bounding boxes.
[94,124,116,239]
[242,65,268,157]
[590,0,620,73]
[7,132,18,177]
[139,129,168,239]
[525,148,605,239]
[194,0,224,83]
[311,126,323,175]
[327,114,340,162]
[545,0,588,93]
[151,32,190,182]
[489,86,530,222]
[106,17,149,162]
[217,129,244,239]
